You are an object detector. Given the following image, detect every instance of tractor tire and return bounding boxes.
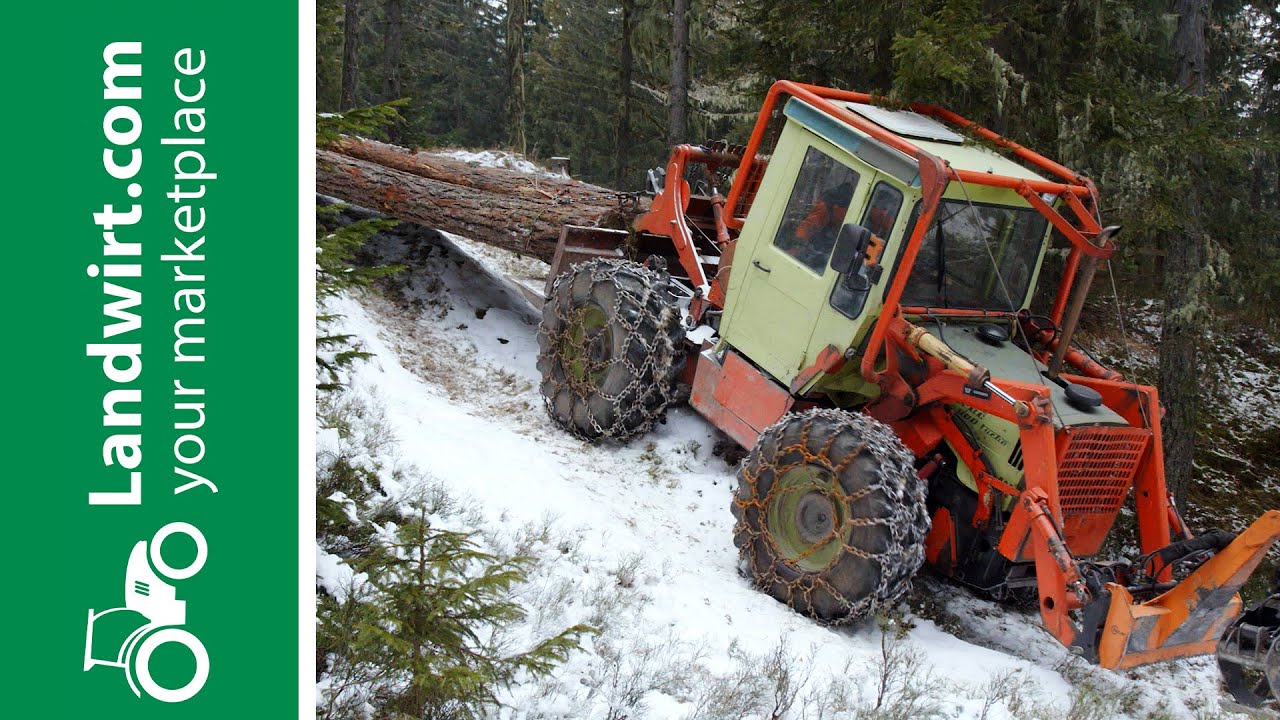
[537,258,684,441]
[732,408,929,624]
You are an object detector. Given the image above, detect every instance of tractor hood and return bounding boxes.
[921,319,1134,537]
[919,319,1127,429]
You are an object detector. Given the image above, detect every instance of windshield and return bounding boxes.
[900,199,1049,311]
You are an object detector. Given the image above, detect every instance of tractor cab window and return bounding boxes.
[900,199,1049,311]
[831,181,903,318]
[772,146,860,274]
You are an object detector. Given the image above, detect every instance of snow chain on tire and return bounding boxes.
[537,258,685,441]
[732,409,929,624]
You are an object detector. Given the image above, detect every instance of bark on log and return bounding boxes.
[317,138,644,263]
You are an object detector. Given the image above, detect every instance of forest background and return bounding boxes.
[315,0,1280,522]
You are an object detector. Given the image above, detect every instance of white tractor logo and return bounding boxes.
[83,522,209,703]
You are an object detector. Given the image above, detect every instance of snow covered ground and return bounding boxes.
[435,148,568,179]
[317,228,1243,719]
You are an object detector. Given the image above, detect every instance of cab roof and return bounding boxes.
[784,98,1051,186]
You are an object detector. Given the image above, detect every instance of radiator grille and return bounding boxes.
[1057,426,1151,515]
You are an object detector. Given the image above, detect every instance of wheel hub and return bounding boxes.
[585,327,610,367]
[795,492,837,544]
[765,465,846,572]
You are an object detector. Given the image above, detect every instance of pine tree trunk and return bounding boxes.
[451,0,465,131]
[317,138,644,262]
[616,0,635,188]
[506,0,528,154]
[668,0,690,146]
[1159,0,1209,507]
[340,0,360,110]
[381,0,404,101]
[1174,0,1208,94]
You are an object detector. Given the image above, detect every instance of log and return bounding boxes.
[316,138,645,263]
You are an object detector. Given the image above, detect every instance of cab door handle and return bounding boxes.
[752,260,771,273]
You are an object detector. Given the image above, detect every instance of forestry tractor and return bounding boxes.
[532,81,1280,706]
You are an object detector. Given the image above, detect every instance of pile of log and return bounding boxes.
[317,138,646,264]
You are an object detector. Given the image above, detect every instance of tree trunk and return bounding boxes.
[668,0,690,146]
[451,0,466,132]
[381,0,404,101]
[1174,0,1208,95]
[340,0,360,110]
[1159,0,1209,507]
[317,138,644,263]
[506,0,528,154]
[616,0,635,188]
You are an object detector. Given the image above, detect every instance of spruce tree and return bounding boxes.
[358,492,593,719]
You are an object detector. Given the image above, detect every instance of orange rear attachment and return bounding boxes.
[1097,511,1280,669]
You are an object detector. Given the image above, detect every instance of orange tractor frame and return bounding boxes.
[549,80,1280,670]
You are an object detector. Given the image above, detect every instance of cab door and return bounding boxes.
[722,135,867,384]
[813,175,908,348]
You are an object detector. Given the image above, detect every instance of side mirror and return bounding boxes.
[830,223,873,275]
[843,271,872,293]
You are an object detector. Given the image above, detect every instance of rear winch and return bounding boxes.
[1220,589,1280,713]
